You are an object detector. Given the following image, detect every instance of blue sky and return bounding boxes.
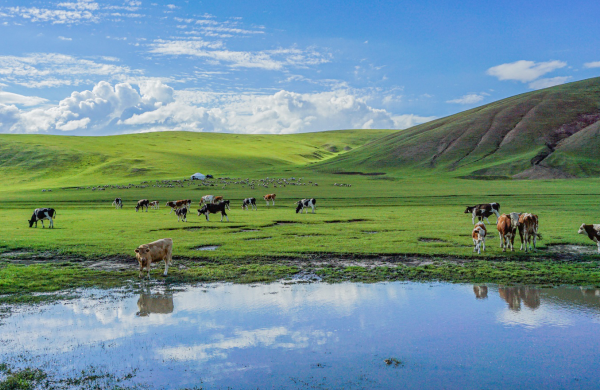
[0,0,599,135]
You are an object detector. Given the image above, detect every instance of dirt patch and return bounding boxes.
[231,229,260,233]
[545,244,596,255]
[245,237,272,241]
[419,237,447,243]
[324,219,368,224]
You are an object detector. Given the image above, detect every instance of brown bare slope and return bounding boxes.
[319,77,600,179]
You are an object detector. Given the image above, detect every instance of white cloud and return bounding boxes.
[487,60,567,83]
[0,86,47,106]
[584,61,600,69]
[58,36,72,41]
[0,81,432,135]
[446,93,486,105]
[528,76,571,90]
[5,1,100,24]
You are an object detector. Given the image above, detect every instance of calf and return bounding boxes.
[497,214,515,252]
[578,223,600,253]
[175,207,188,222]
[472,222,487,254]
[112,198,123,209]
[518,213,541,252]
[136,199,149,212]
[149,201,160,210]
[296,198,317,214]
[465,202,501,224]
[28,208,56,228]
[134,238,173,278]
[242,197,257,211]
[198,201,229,222]
[263,193,276,206]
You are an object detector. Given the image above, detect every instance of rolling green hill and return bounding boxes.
[0,129,394,190]
[319,77,600,179]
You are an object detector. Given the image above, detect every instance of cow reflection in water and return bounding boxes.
[473,285,488,299]
[498,287,540,311]
[136,291,174,317]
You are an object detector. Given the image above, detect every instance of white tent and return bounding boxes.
[191,173,206,180]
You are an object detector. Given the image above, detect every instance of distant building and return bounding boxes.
[191,173,206,180]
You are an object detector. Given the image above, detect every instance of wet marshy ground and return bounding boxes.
[1,282,600,389]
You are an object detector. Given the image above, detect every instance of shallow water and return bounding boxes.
[1,282,600,389]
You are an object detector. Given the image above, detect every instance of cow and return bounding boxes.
[28,208,56,228]
[135,238,173,278]
[264,193,276,206]
[185,199,192,207]
[497,214,515,252]
[578,224,600,253]
[149,201,160,210]
[296,198,317,214]
[213,196,223,204]
[518,213,541,252]
[198,201,229,222]
[112,198,123,209]
[136,292,174,317]
[464,203,501,224]
[175,207,188,222]
[242,197,257,211]
[136,199,150,212]
[200,195,215,205]
[472,221,487,254]
[166,200,186,213]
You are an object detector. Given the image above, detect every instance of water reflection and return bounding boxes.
[473,285,488,299]
[136,289,174,317]
[498,287,541,311]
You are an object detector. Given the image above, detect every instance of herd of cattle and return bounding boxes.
[26,197,600,278]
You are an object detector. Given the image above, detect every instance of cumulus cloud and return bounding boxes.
[487,60,567,83]
[0,81,432,135]
[528,76,571,90]
[446,93,486,105]
[58,36,72,41]
[5,0,100,24]
[584,61,600,69]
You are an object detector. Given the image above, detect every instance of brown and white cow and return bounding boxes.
[200,195,215,205]
[136,199,149,212]
[213,196,223,204]
[134,238,173,278]
[166,200,186,214]
[497,214,515,252]
[465,203,501,224]
[578,224,600,253]
[264,193,276,206]
[149,201,160,210]
[472,222,487,254]
[518,213,541,252]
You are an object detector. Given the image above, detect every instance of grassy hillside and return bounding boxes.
[0,129,394,190]
[319,77,600,179]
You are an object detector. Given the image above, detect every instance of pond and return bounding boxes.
[1,282,600,389]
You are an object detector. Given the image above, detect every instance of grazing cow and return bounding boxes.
[464,203,501,224]
[175,207,188,222]
[200,195,215,205]
[242,197,257,211]
[472,222,487,254]
[28,208,56,228]
[149,201,160,210]
[518,213,541,252]
[134,238,173,278]
[112,198,123,209]
[136,199,150,212]
[497,214,515,252]
[296,198,317,214]
[264,193,276,206]
[213,196,223,204]
[198,201,229,222]
[578,223,600,253]
[166,200,186,213]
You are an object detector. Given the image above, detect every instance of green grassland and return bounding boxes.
[2,104,600,298]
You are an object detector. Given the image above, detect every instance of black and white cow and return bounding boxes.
[175,207,188,222]
[242,197,257,211]
[112,198,123,209]
[136,199,150,212]
[296,198,316,214]
[29,208,56,228]
[464,202,500,224]
[198,201,229,222]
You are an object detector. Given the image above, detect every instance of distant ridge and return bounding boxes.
[319,77,600,179]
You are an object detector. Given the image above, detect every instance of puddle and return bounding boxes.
[324,219,367,224]
[193,245,220,251]
[418,237,446,243]
[362,231,379,234]
[245,237,272,241]
[2,283,600,389]
[231,229,260,233]
[545,244,597,254]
